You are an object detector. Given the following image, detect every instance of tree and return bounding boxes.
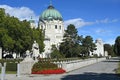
[2,34,15,51]
[0,8,44,55]
[59,24,82,58]
[81,36,96,56]
[50,45,63,59]
[114,36,120,56]
[104,44,115,56]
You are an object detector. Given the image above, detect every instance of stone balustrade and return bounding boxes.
[54,58,106,72]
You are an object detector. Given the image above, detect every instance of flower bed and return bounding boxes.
[31,59,66,74]
[32,68,66,74]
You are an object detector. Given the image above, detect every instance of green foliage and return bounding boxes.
[59,24,82,58]
[59,24,96,58]
[51,45,64,59]
[104,44,115,56]
[0,8,44,55]
[81,36,96,56]
[0,59,23,65]
[32,60,58,72]
[114,36,120,56]
[2,34,15,51]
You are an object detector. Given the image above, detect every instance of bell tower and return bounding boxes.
[29,16,36,28]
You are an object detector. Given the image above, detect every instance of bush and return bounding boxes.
[32,60,58,72]
[32,60,66,74]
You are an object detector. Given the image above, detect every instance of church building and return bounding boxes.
[30,4,64,58]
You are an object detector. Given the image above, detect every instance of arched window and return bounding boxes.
[55,25,57,29]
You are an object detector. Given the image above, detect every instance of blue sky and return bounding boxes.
[0,0,120,44]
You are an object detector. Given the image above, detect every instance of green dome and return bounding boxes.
[39,5,63,21]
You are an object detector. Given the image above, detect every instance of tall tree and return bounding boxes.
[81,36,96,56]
[104,44,115,56]
[59,24,82,58]
[114,36,120,56]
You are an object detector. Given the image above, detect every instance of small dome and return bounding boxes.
[39,5,63,21]
[29,17,35,23]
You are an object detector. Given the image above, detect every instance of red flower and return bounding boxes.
[32,68,66,74]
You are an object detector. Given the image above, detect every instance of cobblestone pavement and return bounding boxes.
[1,57,120,80]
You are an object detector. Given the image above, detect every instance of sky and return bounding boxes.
[0,0,120,44]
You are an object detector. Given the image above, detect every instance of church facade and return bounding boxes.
[31,4,64,58]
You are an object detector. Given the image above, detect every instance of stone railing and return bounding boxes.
[54,58,106,72]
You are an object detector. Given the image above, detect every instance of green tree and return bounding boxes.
[2,34,15,51]
[59,24,82,58]
[0,8,44,56]
[114,36,120,56]
[51,45,63,59]
[31,28,44,53]
[104,44,115,56]
[0,8,5,23]
[81,36,96,56]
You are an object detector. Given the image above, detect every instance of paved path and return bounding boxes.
[1,57,120,80]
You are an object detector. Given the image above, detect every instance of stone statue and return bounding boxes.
[32,41,40,60]
[26,50,30,58]
[13,52,17,59]
[23,50,34,62]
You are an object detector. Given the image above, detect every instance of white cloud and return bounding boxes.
[96,29,106,33]
[96,18,119,24]
[111,19,119,22]
[64,18,94,28]
[0,5,38,21]
[64,18,119,29]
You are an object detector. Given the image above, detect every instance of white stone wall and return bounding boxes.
[55,58,106,72]
[39,20,64,58]
[20,60,36,75]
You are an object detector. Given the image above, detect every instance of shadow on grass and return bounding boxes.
[61,72,120,80]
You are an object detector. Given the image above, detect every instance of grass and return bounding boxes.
[6,71,16,74]
[0,69,17,74]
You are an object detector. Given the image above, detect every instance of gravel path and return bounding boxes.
[1,57,120,80]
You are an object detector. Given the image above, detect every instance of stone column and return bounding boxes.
[1,63,6,80]
[0,47,2,59]
[17,63,20,77]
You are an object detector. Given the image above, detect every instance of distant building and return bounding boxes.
[90,39,104,57]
